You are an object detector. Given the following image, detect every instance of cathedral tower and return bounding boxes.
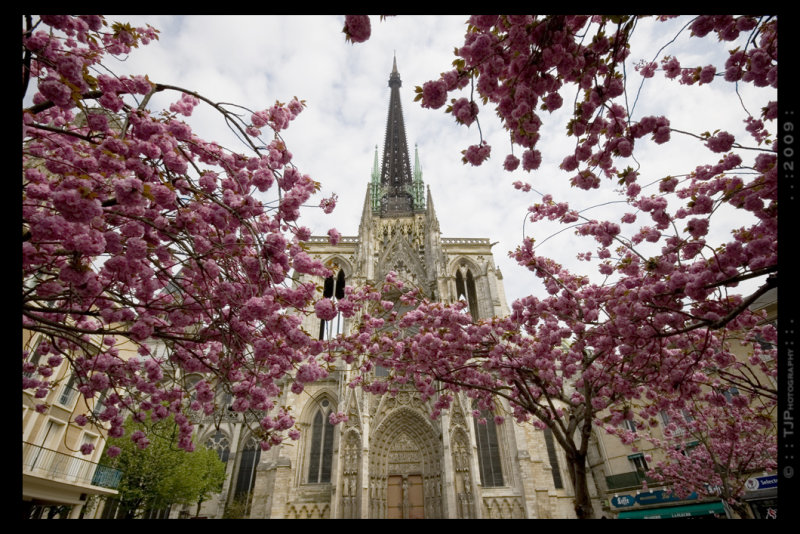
[203,59,583,520]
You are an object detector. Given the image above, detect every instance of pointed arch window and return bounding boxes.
[456,267,479,321]
[307,399,335,483]
[473,408,504,487]
[205,430,230,464]
[320,268,346,340]
[233,438,261,500]
[543,427,564,489]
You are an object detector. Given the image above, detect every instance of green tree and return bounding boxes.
[102,417,226,518]
[163,445,227,517]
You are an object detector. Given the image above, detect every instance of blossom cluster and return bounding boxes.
[22,15,334,454]
[338,15,776,517]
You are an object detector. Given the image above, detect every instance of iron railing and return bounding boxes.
[22,441,122,490]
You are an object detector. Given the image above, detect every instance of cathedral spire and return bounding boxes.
[377,55,418,216]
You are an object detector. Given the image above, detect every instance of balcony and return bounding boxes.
[22,441,122,490]
[605,471,657,491]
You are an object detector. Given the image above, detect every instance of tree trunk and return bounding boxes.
[195,499,204,518]
[727,500,750,519]
[564,451,595,519]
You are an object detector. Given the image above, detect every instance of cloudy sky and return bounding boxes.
[104,15,774,305]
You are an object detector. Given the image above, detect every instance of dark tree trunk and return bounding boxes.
[564,450,595,519]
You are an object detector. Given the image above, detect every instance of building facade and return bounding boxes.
[183,59,589,519]
[588,288,778,519]
[22,330,125,519]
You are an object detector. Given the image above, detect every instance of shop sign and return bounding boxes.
[745,475,778,491]
[610,489,698,508]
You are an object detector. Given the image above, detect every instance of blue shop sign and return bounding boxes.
[745,475,778,491]
[611,489,699,508]
[611,494,636,508]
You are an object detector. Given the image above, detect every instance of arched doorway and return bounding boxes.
[368,407,443,518]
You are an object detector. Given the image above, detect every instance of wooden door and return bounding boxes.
[386,474,425,519]
[406,474,424,519]
[387,475,403,518]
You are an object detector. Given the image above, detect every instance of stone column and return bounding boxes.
[439,411,457,518]
[360,405,371,518]
[267,457,293,519]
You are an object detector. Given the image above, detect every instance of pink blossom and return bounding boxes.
[661,56,681,78]
[521,149,542,171]
[504,154,520,171]
[315,298,337,321]
[636,60,657,78]
[327,228,341,245]
[329,411,349,425]
[420,80,448,109]
[452,98,479,126]
[320,193,338,214]
[462,142,491,166]
[343,15,371,43]
[705,131,735,153]
[513,180,531,192]
[698,65,716,84]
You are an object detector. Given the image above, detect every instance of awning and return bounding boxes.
[617,501,726,519]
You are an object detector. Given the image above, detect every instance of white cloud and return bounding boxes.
[103,15,775,306]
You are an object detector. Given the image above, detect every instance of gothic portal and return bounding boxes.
[189,58,586,519]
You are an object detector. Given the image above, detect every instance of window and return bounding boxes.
[319,268,346,340]
[755,320,777,352]
[24,338,44,378]
[661,409,694,436]
[28,419,65,472]
[543,428,564,489]
[722,387,740,402]
[57,373,79,407]
[205,430,230,464]
[628,453,648,476]
[622,419,638,433]
[659,410,670,426]
[455,267,479,321]
[68,433,97,481]
[91,390,107,417]
[307,399,335,483]
[473,409,504,487]
[680,440,700,457]
[233,438,260,500]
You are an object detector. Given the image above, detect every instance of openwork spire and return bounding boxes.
[377,55,419,216]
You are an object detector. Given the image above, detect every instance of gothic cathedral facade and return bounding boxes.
[192,59,586,519]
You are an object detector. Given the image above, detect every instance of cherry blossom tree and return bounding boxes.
[341,15,778,518]
[635,387,777,519]
[331,272,775,518]
[22,15,338,453]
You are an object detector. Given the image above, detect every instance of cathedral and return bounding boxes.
[191,59,586,519]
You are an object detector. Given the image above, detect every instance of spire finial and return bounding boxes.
[388,53,401,88]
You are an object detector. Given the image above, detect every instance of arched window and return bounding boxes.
[455,267,479,321]
[233,438,261,500]
[543,428,564,489]
[205,430,230,464]
[320,268,346,340]
[307,399,335,483]
[473,408,504,487]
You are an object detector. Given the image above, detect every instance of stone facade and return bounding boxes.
[182,59,591,519]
